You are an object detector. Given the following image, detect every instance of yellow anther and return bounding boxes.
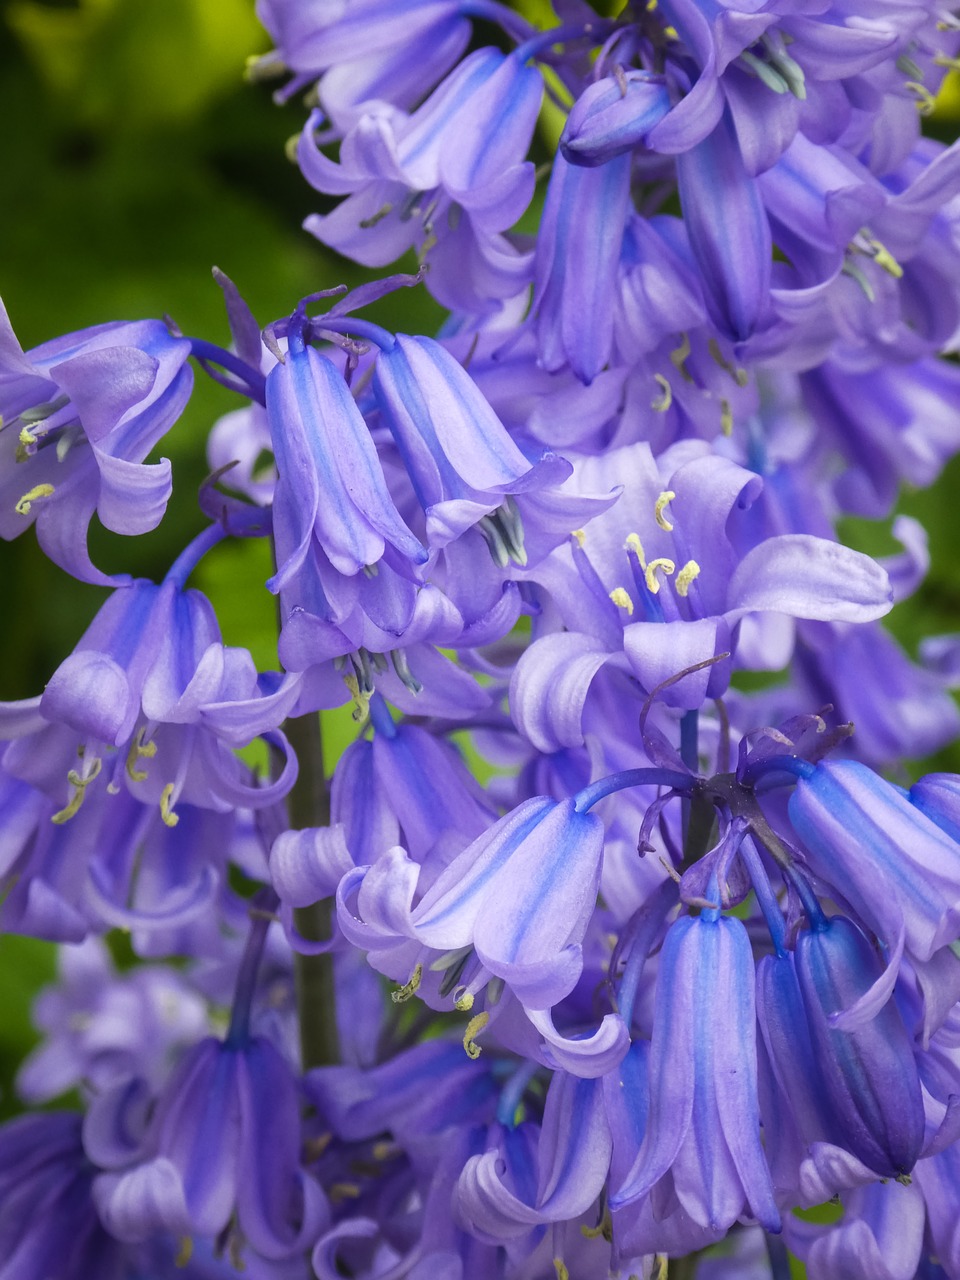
[15,483,54,516]
[904,80,936,114]
[304,1132,333,1161]
[175,1237,194,1269]
[651,373,672,412]
[609,586,634,615]
[329,1182,362,1202]
[359,203,395,230]
[644,557,675,594]
[244,52,289,84]
[581,1208,613,1242]
[17,424,40,462]
[654,490,676,532]
[343,673,371,725]
[391,963,423,1004]
[51,757,102,824]
[675,560,702,597]
[934,53,960,70]
[125,729,157,782]
[160,783,180,828]
[720,397,734,436]
[669,332,693,382]
[571,528,586,548]
[653,1256,669,1280]
[227,1234,245,1271]
[453,986,475,1012]
[463,1010,490,1059]
[372,1140,398,1161]
[554,1261,570,1280]
[663,24,678,38]
[707,337,749,387]
[625,532,646,568]
[868,237,903,278]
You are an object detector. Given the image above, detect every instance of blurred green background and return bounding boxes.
[1,9,960,1240]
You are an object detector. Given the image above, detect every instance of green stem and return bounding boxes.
[668,1254,700,1280]
[284,710,339,1070]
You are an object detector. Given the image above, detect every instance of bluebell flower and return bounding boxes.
[760,918,925,1181]
[1,573,300,826]
[610,908,780,1236]
[510,443,892,751]
[789,760,960,979]
[533,150,633,383]
[267,317,426,583]
[456,1070,612,1243]
[0,1111,129,1280]
[372,333,571,552]
[297,45,541,313]
[0,302,192,584]
[339,795,607,1012]
[785,1178,925,1280]
[561,70,671,167]
[916,1141,960,1279]
[16,935,207,1103]
[94,1034,328,1260]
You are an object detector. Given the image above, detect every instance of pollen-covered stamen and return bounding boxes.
[651,373,672,412]
[159,782,180,828]
[609,586,634,614]
[654,490,676,532]
[581,1205,613,1242]
[852,229,904,279]
[51,754,103,824]
[343,673,372,724]
[625,531,646,568]
[707,338,750,387]
[720,397,734,436]
[463,1010,490,1059]
[645,556,675,593]
[14,395,73,462]
[904,79,937,114]
[391,963,423,1004]
[125,728,158,782]
[669,332,693,383]
[358,203,395,230]
[15,483,55,516]
[349,649,376,697]
[625,533,667,620]
[675,559,701,596]
[175,1238,193,1268]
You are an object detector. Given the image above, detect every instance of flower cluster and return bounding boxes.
[4,1,960,1277]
